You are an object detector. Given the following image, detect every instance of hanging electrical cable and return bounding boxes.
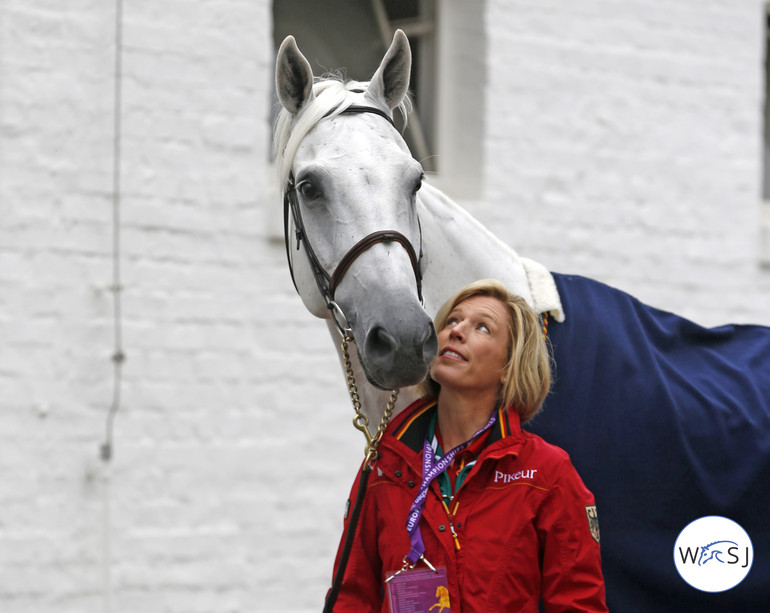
[101,0,124,465]
[100,2,123,612]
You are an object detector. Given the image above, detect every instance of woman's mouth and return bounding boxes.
[440,348,466,361]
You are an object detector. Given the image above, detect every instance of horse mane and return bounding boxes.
[272,74,411,189]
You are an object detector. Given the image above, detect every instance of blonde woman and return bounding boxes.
[330,280,607,612]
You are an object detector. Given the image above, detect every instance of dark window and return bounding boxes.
[272,0,437,171]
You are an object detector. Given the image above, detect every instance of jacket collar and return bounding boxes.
[391,397,523,454]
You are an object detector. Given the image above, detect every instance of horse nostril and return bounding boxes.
[421,324,438,360]
[365,326,398,363]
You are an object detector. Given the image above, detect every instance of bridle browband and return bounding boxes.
[282,104,424,336]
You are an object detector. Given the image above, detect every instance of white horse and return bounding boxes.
[274,30,562,425]
[274,30,770,611]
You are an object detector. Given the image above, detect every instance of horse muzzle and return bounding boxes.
[354,300,437,390]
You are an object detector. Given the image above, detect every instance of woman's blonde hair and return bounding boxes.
[418,279,552,424]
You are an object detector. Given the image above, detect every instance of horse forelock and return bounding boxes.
[272,75,410,189]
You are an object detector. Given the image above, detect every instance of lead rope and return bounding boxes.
[323,333,399,613]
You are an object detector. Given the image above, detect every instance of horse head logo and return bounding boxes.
[698,540,738,566]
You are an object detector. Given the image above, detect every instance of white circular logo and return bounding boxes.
[673,516,753,592]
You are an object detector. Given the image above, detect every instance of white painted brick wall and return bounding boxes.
[1,1,768,612]
[481,0,770,327]
[2,1,358,612]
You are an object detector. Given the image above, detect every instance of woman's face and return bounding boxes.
[430,295,511,397]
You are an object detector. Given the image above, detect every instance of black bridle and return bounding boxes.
[282,105,424,336]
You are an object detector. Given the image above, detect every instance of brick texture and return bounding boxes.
[1,1,768,612]
[482,0,770,326]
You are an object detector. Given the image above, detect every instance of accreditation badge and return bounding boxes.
[385,567,450,613]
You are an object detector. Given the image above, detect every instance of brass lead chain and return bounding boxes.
[341,334,399,466]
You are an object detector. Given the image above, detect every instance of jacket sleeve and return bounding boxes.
[536,456,608,613]
[326,462,384,613]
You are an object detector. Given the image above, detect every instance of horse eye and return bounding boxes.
[298,180,321,201]
[414,174,424,193]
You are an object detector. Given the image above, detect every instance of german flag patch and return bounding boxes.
[585,505,600,543]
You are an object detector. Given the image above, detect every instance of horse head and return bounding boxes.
[274,30,437,390]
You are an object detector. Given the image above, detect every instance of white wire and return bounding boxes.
[101,0,123,611]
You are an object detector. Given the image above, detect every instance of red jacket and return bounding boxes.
[330,398,608,612]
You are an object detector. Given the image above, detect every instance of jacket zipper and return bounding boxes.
[441,498,462,551]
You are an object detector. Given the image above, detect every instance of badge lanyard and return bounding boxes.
[403,412,497,568]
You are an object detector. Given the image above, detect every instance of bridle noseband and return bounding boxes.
[283,105,424,336]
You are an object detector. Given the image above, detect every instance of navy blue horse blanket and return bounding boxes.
[526,273,770,611]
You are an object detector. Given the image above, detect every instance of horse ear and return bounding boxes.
[366,29,411,110]
[275,35,315,114]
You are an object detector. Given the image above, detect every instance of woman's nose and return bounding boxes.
[449,324,464,341]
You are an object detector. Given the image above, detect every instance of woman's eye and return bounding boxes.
[478,324,490,334]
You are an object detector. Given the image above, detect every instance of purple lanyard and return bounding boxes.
[404,411,497,565]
